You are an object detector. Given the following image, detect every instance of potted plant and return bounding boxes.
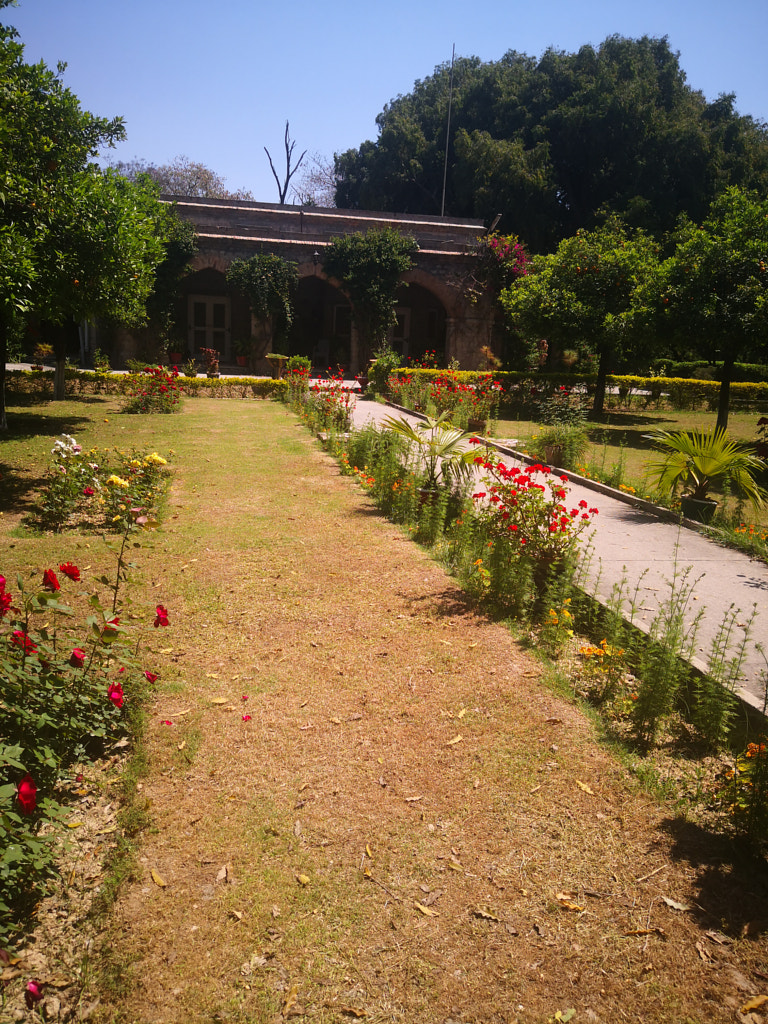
[645,427,767,522]
[233,338,251,368]
[200,348,220,378]
[527,422,590,470]
[168,341,184,364]
[382,411,476,497]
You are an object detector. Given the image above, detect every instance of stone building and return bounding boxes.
[162,198,497,376]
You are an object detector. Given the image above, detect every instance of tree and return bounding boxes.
[648,187,768,429]
[321,228,418,362]
[0,7,182,422]
[110,155,254,200]
[500,218,660,413]
[334,37,768,250]
[291,152,337,207]
[226,254,298,360]
[264,121,306,205]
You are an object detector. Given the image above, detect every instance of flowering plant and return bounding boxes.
[35,436,171,533]
[306,369,355,432]
[0,533,167,943]
[121,365,182,414]
[471,452,598,561]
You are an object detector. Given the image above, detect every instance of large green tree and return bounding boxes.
[500,219,660,413]
[647,187,768,429]
[0,7,174,422]
[321,228,418,362]
[334,37,768,251]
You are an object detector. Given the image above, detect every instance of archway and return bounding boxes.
[289,275,352,372]
[391,281,447,365]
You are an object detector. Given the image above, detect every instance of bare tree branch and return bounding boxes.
[264,121,307,204]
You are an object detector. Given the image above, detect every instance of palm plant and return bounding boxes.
[382,411,477,490]
[645,428,767,510]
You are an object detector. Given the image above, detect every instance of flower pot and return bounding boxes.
[418,486,440,506]
[544,444,564,467]
[468,417,486,433]
[236,355,248,367]
[680,494,718,523]
[169,352,183,363]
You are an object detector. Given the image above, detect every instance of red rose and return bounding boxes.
[83,486,95,497]
[25,980,44,1008]
[154,604,169,628]
[17,774,37,814]
[144,670,158,684]
[70,648,85,668]
[12,630,36,655]
[59,562,80,581]
[108,682,124,708]
[42,568,60,591]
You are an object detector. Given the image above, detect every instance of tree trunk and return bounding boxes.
[716,354,734,432]
[591,346,610,416]
[0,315,8,432]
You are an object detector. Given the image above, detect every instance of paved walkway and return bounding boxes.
[350,396,768,714]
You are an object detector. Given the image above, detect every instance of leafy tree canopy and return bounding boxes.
[501,217,660,411]
[322,228,418,356]
[226,254,299,334]
[111,155,254,200]
[334,36,768,252]
[643,186,768,427]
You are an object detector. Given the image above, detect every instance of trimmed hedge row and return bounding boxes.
[6,369,288,401]
[387,368,768,412]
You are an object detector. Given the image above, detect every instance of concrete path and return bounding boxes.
[350,396,768,714]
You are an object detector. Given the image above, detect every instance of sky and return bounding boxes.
[7,0,768,204]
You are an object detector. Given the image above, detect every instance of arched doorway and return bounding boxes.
[391,282,447,364]
[175,266,251,364]
[289,276,352,372]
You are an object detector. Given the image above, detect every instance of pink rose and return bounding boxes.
[70,648,85,668]
[17,774,37,814]
[108,682,124,708]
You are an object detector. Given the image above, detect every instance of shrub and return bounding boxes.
[120,365,183,414]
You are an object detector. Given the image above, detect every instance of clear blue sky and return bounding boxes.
[8,0,768,204]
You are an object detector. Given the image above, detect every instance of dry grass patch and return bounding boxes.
[3,400,768,1024]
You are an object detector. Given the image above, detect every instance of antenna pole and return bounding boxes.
[440,44,455,218]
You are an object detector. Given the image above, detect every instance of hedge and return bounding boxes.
[5,369,288,401]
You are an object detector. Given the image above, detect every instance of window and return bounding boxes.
[188,296,230,355]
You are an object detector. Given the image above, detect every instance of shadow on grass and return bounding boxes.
[4,408,95,441]
[661,816,768,938]
[0,462,46,515]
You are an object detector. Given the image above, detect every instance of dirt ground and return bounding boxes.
[7,402,768,1024]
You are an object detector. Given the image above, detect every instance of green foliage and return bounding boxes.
[645,428,767,506]
[0,526,163,942]
[334,37,768,249]
[500,218,660,412]
[381,412,476,490]
[526,423,590,470]
[226,254,298,340]
[368,345,402,397]
[322,228,418,356]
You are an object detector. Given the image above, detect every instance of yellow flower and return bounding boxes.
[145,452,167,466]
[106,475,129,488]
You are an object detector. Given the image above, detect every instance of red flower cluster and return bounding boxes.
[0,574,12,619]
[59,562,80,581]
[11,630,37,655]
[472,460,598,559]
[154,604,169,628]
[17,774,37,814]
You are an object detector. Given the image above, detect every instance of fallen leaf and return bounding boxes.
[706,929,733,945]
[404,796,422,803]
[151,869,167,888]
[210,697,228,705]
[742,995,768,1013]
[414,901,439,917]
[473,906,500,921]
[365,844,373,858]
[229,910,243,922]
[66,821,83,829]
[448,859,463,872]
[296,873,310,886]
[283,982,299,1013]
[695,941,712,962]
[662,896,690,912]
[576,781,595,795]
[330,716,342,725]
[446,734,463,746]
[458,708,467,719]
[339,1008,367,1019]
[205,672,220,679]
[556,893,585,912]
[545,717,563,725]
